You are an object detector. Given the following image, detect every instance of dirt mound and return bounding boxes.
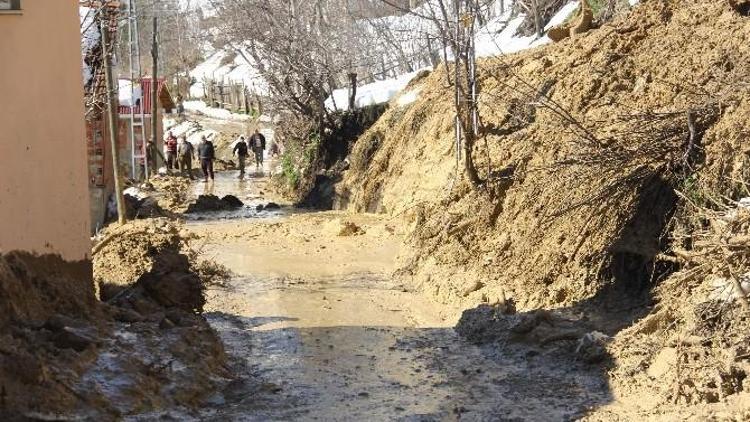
[149,176,192,212]
[0,253,97,329]
[93,219,231,299]
[0,248,227,419]
[221,194,244,208]
[335,0,750,416]
[338,0,750,308]
[602,200,750,407]
[323,219,366,237]
[93,219,185,295]
[131,250,206,312]
[185,194,245,214]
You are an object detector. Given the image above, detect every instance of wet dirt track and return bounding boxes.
[177,166,612,421]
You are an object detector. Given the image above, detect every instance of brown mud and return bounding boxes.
[329,0,750,417]
[0,246,227,420]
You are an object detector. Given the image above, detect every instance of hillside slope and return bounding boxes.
[337,0,750,308]
[334,0,750,415]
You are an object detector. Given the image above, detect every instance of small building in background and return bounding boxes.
[86,77,174,232]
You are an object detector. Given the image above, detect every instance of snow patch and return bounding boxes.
[397,88,422,106]
[474,2,578,58]
[80,6,100,86]
[326,68,430,112]
[164,120,219,147]
[325,2,578,112]
[183,100,251,122]
[118,79,142,107]
[188,49,269,99]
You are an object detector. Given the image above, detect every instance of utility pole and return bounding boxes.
[101,18,127,225]
[150,16,160,177]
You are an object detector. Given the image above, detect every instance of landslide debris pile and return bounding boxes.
[338,0,750,308]
[149,176,193,213]
[335,0,750,416]
[123,193,168,220]
[0,245,228,419]
[93,219,232,295]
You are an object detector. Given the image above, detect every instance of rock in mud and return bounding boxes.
[264,202,281,210]
[455,304,598,359]
[123,194,167,220]
[338,221,365,236]
[186,195,229,213]
[221,195,244,208]
[113,307,143,323]
[455,305,515,344]
[575,331,611,363]
[51,327,96,352]
[185,194,244,213]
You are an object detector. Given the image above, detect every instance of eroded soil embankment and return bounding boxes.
[332,0,750,416]
[0,243,227,420]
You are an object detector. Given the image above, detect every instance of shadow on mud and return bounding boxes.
[199,312,615,421]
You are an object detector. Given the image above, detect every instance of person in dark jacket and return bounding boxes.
[177,136,195,180]
[197,135,215,182]
[145,140,166,177]
[233,136,249,177]
[249,129,266,168]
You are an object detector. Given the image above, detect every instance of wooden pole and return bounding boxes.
[150,16,159,176]
[101,19,127,225]
[348,72,357,111]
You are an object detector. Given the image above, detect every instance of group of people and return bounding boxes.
[146,129,267,182]
[145,131,215,183]
[232,130,267,177]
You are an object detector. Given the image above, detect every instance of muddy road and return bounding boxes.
[155,165,613,421]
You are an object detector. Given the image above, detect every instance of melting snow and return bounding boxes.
[397,88,422,106]
[80,6,100,86]
[325,68,430,112]
[183,100,252,122]
[324,2,579,111]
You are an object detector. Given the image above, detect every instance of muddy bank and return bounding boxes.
[326,0,750,418]
[0,245,228,419]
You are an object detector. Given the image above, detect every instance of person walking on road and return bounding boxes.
[198,135,216,182]
[233,135,249,177]
[249,129,266,168]
[165,131,178,171]
[177,136,195,180]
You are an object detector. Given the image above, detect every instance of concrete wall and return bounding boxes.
[0,1,91,261]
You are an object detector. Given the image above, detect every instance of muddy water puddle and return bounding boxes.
[185,170,291,221]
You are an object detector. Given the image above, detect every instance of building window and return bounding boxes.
[0,0,20,10]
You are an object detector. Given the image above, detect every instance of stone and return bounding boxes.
[52,327,95,352]
[220,195,244,208]
[647,347,677,378]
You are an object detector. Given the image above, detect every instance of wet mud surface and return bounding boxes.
[172,170,614,420]
[184,169,288,221]
[198,274,611,421]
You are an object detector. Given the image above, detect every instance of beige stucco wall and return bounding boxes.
[0,1,91,261]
